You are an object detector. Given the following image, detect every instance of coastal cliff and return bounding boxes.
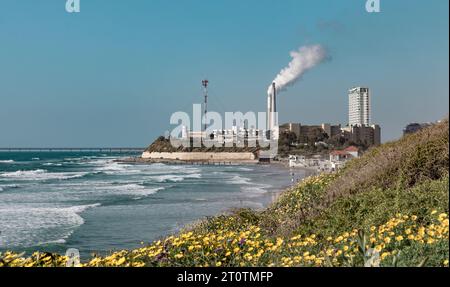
[145,136,261,154]
[140,136,262,163]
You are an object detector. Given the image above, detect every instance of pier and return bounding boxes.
[0,148,145,153]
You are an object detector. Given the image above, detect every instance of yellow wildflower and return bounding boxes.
[116,257,126,266]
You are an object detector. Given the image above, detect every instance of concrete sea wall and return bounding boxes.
[141,152,256,161]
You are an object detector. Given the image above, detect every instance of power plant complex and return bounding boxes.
[176,80,380,149]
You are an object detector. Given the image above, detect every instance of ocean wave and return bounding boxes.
[38,238,67,245]
[241,185,270,193]
[230,175,252,185]
[0,169,89,181]
[151,173,202,183]
[67,203,102,213]
[50,181,166,200]
[0,203,100,248]
[42,162,63,166]
[94,161,140,175]
[0,184,20,192]
[97,183,165,199]
[0,160,15,164]
[240,183,272,197]
[238,167,253,171]
[131,187,165,200]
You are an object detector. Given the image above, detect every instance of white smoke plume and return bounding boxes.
[268,44,328,95]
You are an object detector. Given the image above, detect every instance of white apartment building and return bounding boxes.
[349,87,370,126]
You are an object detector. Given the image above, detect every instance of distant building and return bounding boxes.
[321,123,343,139]
[280,122,380,147]
[343,146,360,158]
[345,87,381,146]
[328,146,360,170]
[403,122,432,136]
[279,86,381,148]
[329,150,353,162]
[329,146,360,162]
[349,87,370,126]
[342,124,381,146]
[280,123,341,143]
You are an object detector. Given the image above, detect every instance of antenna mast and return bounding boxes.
[202,79,209,133]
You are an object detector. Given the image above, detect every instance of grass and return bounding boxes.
[259,119,449,238]
[1,120,448,267]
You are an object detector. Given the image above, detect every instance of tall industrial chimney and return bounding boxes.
[267,83,277,132]
[267,91,272,132]
[271,82,277,129]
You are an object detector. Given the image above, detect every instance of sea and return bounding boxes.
[0,152,311,259]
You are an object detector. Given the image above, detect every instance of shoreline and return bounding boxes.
[116,156,320,171]
[116,156,319,206]
[115,155,318,209]
[115,156,259,165]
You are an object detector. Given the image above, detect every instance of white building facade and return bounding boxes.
[348,87,370,126]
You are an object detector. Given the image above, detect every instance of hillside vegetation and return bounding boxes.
[263,119,449,237]
[1,120,448,267]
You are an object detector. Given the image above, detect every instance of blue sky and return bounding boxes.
[0,0,448,147]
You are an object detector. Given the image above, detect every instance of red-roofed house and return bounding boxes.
[344,146,360,158]
[329,145,360,169]
[329,150,353,162]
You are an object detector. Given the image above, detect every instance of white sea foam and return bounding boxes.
[42,162,63,166]
[151,173,202,183]
[48,181,166,200]
[238,167,253,171]
[0,160,15,163]
[230,175,252,185]
[38,238,67,245]
[241,184,271,194]
[0,184,20,192]
[0,203,100,248]
[93,183,164,197]
[94,161,141,175]
[131,187,165,200]
[240,183,273,198]
[0,169,88,181]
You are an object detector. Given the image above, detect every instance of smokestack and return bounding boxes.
[267,82,277,134]
[267,92,271,132]
[271,83,277,129]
